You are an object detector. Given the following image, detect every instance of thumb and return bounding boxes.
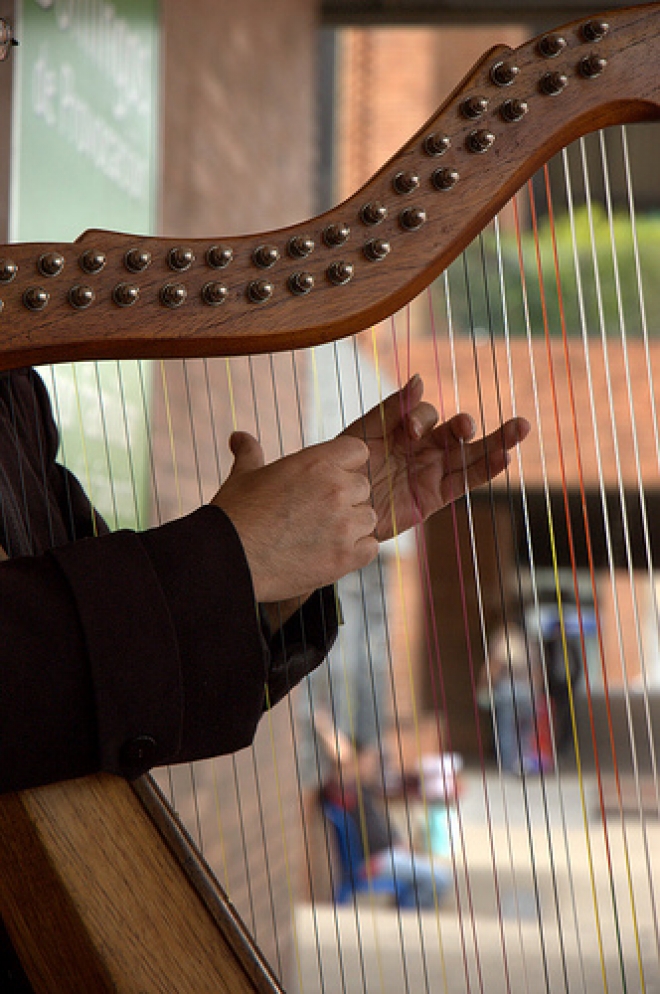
[228,431,265,476]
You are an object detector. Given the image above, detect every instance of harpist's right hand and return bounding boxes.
[211,431,378,604]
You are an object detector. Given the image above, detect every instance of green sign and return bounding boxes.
[11,0,160,529]
[11,0,158,241]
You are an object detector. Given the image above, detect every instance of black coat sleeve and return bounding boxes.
[0,504,338,793]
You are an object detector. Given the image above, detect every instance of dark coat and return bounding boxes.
[0,368,337,793]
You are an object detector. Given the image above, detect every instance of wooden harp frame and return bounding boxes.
[1,3,660,990]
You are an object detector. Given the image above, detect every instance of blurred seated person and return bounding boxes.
[314,709,452,910]
[478,605,547,775]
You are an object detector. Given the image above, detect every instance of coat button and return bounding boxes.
[119,735,157,772]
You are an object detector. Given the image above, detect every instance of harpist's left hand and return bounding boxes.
[342,374,530,542]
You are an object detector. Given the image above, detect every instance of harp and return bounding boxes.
[1,3,660,991]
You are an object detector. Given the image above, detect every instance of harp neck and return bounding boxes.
[1,2,660,369]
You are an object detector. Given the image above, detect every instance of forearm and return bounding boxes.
[0,504,339,794]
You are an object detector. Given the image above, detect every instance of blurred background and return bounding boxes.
[2,2,660,991]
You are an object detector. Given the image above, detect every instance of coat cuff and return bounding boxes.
[52,506,269,778]
[264,584,340,707]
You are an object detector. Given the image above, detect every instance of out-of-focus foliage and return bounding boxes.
[433,206,660,340]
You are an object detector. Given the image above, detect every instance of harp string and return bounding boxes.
[618,129,660,960]
[11,372,52,553]
[495,212,580,993]
[242,352,305,958]
[18,124,660,992]
[368,327,447,992]
[168,359,234,896]
[622,126,660,478]
[524,174,615,990]
[279,348,353,994]
[620,141,660,822]
[92,364,121,528]
[571,133,658,977]
[227,354,289,968]
[424,282,504,994]
[464,234,555,992]
[263,349,362,989]
[545,152,651,992]
[199,357,235,895]
[593,127,660,805]
[482,216,577,992]
[536,141,660,982]
[387,309,479,992]
[112,361,145,530]
[261,344,403,981]
[543,161,626,964]
[592,126,660,979]
[295,348,384,994]
[466,182,596,977]
[267,351,329,994]
[326,336,422,993]
[287,349,351,994]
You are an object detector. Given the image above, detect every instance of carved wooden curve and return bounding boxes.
[0,4,659,370]
[0,5,659,992]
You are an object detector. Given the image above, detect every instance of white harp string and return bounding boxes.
[32,121,660,993]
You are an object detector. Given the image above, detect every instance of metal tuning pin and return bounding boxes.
[113,283,140,307]
[432,167,459,191]
[540,71,568,96]
[582,19,609,42]
[360,201,388,226]
[580,54,607,78]
[168,246,195,271]
[160,283,187,308]
[393,171,420,195]
[491,61,520,87]
[467,129,496,154]
[326,261,354,286]
[68,285,95,310]
[124,248,152,273]
[206,244,233,269]
[0,259,17,283]
[201,281,229,306]
[399,207,427,230]
[288,235,315,258]
[247,279,274,303]
[288,272,314,296]
[461,96,488,119]
[399,207,426,231]
[252,245,280,269]
[79,249,106,274]
[323,223,350,248]
[364,238,391,262]
[424,133,451,157]
[538,34,567,58]
[23,287,50,311]
[501,98,529,122]
[38,252,65,277]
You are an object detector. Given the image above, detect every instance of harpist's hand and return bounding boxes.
[212,375,529,604]
[342,375,530,542]
[212,432,378,604]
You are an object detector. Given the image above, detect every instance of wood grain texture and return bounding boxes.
[0,775,282,993]
[2,6,660,991]
[1,4,659,369]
